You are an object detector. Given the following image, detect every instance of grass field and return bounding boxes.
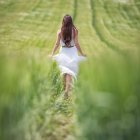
[0,0,140,140]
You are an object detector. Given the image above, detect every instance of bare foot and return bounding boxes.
[63,90,69,100]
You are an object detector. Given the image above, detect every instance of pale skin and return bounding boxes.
[49,28,86,99]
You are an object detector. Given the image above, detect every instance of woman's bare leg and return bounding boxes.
[62,73,66,91]
[64,74,72,98]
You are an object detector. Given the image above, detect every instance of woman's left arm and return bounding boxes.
[50,30,61,56]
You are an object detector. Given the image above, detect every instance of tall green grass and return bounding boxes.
[0,47,51,139]
[73,0,140,140]
[0,0,140,140]
[75,50,140,140]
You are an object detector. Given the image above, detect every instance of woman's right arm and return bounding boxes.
[74,29,86,56]
[50,30,61,56]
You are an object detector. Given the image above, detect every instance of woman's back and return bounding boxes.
[60,28,75,47]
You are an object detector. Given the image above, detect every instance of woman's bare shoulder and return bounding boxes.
[73,27,78,35]
[57,29,61,36]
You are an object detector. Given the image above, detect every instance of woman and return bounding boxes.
[49,14,86,99]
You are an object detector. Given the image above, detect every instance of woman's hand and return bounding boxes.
[82,54,87,57]
[80,53,87,57]
[48,54,53,58]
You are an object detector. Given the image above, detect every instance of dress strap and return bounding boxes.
[72,27,76,40]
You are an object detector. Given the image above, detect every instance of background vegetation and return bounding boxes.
[0,0,140,140]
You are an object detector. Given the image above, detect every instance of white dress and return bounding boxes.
[52,33,86,81]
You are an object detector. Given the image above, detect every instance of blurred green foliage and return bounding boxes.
[0,0,140,140]
[75,51,140,140]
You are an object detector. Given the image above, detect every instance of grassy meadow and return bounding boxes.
[0,0,140,140]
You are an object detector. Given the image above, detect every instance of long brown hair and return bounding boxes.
[61,14,76,47]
